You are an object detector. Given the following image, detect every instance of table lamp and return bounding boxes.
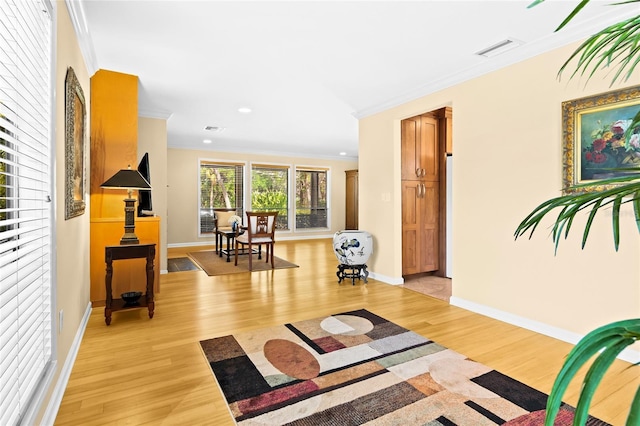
[100,165,152,245]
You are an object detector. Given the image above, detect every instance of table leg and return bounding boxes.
[226,234,232,262]
[146,246,155,318]
[105,256,113,325]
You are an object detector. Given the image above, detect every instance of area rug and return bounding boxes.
[199,309,609,426]
[188,250,298,276]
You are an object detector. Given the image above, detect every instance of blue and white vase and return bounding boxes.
[333,230,373,265]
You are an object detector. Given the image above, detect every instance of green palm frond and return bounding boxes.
[530,0,640,86]
[543,319,640,426]
[514,168,640,251]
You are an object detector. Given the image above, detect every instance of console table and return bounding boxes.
[105,243,156,325]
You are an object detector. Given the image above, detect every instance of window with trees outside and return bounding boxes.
[199,161,244,234]
[251,164,289,230]
[296,167,328,229]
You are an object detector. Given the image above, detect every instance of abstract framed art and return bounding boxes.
[561,85,640,194]
[65,66,86,219]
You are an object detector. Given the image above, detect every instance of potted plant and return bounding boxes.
[515,1,640,424]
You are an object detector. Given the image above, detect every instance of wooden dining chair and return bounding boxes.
[235,211,278,270]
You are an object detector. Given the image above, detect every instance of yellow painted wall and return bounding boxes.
[167,148,358,245]
[90,69,138,218]
[138,117,168,272]
[360,41,640,339]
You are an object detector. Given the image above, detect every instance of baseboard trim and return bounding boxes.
[168,235,333,249]
[41,302,92,425]
[450,297,640,364]
[368,271,404,285]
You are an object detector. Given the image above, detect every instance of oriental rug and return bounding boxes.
[188,250,298,276]
[199,309,608,426]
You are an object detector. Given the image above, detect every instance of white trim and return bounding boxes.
[167,234,333,249]
[40,302,92,426]
[64,0,97,75]
[138,107,172,120]
[368,271,404,285]
[450,297,640,365]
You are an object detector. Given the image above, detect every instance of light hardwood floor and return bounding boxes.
[54,239,637,425]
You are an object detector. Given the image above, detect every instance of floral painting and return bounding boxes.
[562,85,640,193]
[579,104,640,180]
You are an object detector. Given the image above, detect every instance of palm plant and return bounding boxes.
[515,1,640,425]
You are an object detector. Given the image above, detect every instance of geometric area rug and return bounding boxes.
[199,309,609,425]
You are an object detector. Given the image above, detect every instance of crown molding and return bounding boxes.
[353,6,639,119]
[65,0,98,75]
[138,107,173,120]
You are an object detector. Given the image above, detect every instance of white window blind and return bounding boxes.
[0,1,53,425]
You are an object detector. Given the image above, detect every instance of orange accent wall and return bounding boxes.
[90,69,139,218]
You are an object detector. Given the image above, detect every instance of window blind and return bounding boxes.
[295,168,328,229]
[199,161,244,234]
[251,165,289,230]
[0,1,53,425]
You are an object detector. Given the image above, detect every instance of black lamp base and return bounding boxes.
[120,197,139,245]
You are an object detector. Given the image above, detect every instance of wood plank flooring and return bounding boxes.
[54,239,637,425]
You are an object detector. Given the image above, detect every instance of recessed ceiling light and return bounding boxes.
[204,125,225,132]
[203,139,212,144]
[339,152,347,156]
[238,107,252,114]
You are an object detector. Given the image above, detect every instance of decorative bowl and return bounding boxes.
[121,291,142,305]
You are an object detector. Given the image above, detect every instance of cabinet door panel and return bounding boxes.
[420,116,439,181]
[420,182,439,272]
[401,118,420,180]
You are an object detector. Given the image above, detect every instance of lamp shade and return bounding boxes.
[100,169,151,190]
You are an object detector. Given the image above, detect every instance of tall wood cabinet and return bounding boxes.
[401,114,440,275]
[345,170,358,230]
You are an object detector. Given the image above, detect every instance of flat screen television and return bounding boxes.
[137,152,153,217]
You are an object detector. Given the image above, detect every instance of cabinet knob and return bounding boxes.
[415,168,420,178]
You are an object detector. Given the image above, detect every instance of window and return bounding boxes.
[251,164,289,230]
[296,167,328,229]
[0,1,54,425]
[199,161,244,234]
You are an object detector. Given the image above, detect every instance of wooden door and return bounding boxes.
[401,117,420,180]
[401,181,438,275]
[345,170,358,229]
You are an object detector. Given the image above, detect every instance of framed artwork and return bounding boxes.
[562,85,640,194]
[65,66,86,219]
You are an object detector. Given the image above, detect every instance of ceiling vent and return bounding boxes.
[475,38,522,58]
[204,125,225,133]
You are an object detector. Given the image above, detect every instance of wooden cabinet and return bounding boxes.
[402,181,438,275]
[345,170,358,229]
[401,115,438,181]
[401,113,441,275]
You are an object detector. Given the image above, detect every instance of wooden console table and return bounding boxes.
[105,243,156,325]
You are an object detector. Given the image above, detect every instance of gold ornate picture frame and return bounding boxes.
[65,67,86,219]
[562,85,640,194]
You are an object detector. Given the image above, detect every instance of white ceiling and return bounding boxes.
[74,1,639,161]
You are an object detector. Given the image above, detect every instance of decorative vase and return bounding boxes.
[232,222,237,231]
[333,230,373,265]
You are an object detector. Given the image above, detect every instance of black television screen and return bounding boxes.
[137,152,153,216]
